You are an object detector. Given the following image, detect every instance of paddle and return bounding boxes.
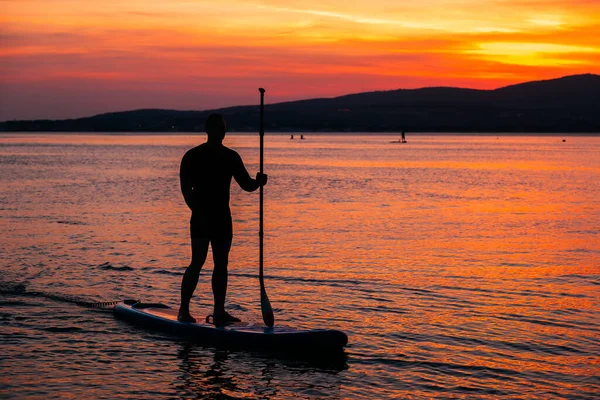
[259,87,275,328]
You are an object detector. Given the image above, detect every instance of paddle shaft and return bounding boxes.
[259,88,264,284]
[258,87,274,327]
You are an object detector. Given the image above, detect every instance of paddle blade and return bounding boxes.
[261,288,275,327]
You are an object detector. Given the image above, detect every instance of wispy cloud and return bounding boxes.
[253,4,442,30]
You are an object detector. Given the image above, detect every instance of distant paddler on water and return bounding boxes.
[178,113,268,325]
[390,130,407,143]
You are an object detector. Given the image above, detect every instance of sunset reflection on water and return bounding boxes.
[1,133,599,399]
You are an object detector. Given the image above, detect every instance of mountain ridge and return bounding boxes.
[2,74,599,133]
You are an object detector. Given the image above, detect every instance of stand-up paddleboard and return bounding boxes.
[114,301,348,354]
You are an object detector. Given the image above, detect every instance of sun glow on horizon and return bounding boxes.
[1,0,599,119]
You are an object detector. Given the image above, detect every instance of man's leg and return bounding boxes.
[211,235,238,323]
[178,236,209,322]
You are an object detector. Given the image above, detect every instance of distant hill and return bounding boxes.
[2,74,599,133]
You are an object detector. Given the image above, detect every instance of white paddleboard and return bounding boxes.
[114,301,348,354]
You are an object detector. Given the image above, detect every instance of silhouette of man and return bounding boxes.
[178,113,268,324]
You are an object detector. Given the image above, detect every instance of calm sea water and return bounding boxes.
[1,133,599,399]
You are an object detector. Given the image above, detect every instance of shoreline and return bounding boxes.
[1,131,598,137]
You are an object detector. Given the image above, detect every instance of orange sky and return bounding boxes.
[1,0,599,119]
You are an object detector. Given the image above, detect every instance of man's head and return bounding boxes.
[205,113,226,142]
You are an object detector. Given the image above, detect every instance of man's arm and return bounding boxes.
[180,152,194,210]
[233,153,267,192]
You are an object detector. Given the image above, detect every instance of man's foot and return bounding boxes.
[177,311,196,323]
[208,312,241,326]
